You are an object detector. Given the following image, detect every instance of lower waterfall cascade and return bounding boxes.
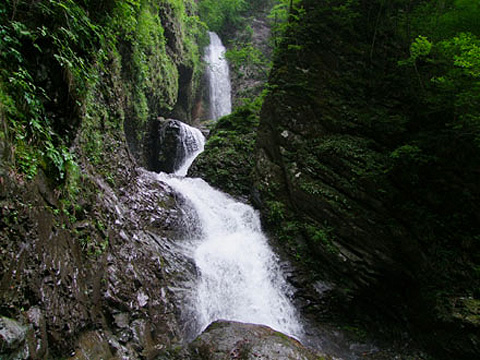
[156,121,303,340]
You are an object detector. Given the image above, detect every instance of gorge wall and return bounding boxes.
[253,1,479,359]
[0,0,204,358]
[192,1,479,359]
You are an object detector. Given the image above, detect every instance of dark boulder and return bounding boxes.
[146,118,204,175]
[188,320,328,360]
[147,118,187,173]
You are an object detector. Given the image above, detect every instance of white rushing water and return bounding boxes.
[173,123,205,177]
[204,32,232,120]
[158,172,303,339]
[155,30,302,340]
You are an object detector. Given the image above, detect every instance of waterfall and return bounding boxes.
[159,173,303,339]
[204,32,232,120]
[156,30,302,341]
[157,124,303,339]
[173,123,205,177]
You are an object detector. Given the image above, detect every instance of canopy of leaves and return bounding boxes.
[197,0,247,33]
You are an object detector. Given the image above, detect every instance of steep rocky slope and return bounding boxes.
[0,0,203,357]
[254,1,479,359]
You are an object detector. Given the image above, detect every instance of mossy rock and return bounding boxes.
[189,103,260,199]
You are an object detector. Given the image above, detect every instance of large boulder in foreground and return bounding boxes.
[188,320,328,360]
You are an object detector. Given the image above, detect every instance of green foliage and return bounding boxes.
[403,35,432,65]
[401,10,480,146]
[198,0,247,33]
[412,0,480,41]
[226,42,271,79]
[197,0,274,35]
[0,2,90,182]
[305,224,338,254]
[382,3,480,323]
[265,200,286,224]
[0,0,205,184]
[268,0,303,25]
[390,144,431,164]
[434,33,480,143]
[444,33,480,77]
[268,0,304,47]
[136,1,178,113]
[191,97,262,197]
[78,218,109,257]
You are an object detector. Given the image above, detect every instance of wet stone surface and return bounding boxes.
[189,320,324,360]
[0,167,197,359]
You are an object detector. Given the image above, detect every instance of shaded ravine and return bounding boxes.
[150,32,429,360]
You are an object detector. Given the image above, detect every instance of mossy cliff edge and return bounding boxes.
[0,0,204,358]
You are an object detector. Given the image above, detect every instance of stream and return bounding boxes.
[158,158,303,339]
[157,32,304,340]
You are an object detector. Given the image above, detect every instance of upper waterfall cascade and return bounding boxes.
[204,32,232,120]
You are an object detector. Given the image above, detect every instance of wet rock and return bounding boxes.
[0,316,29,353]
[70,331,113,360]
[0,166,195,359]
[113,312,130,330]
[24,306,48,359]
[147,118,187,173]
[228,6,272,107]
[0,1,203,359]
[188,320,329,360]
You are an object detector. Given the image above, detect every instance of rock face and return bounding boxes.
[0,316,30,358]
[0,163,196,359]
[147,118,205,175]
[147,118,189,173]
[188,321,326,360]
[225,0,273,108]
[253,1,479,359]
[0,1,203,358]
[189,105,259,199]
[255,0,418,325]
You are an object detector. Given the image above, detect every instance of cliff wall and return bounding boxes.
[254,1,479,358]
[0,0,203,357]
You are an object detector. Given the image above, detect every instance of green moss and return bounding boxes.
[265,200,286,224]
[305,224,338,255]
[190,99,262,198]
